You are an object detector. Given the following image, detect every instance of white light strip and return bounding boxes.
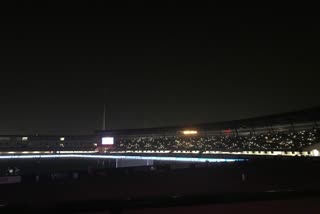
[1,150,313,157]
[58,151,97,154]
[0,154,245,163]
[107,150,315,157]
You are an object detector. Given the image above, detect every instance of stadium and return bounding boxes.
[98,107,320,158]
[0,107,320,165]
[1,107,320,212]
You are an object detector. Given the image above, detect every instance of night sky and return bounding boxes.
[0,3,320,134]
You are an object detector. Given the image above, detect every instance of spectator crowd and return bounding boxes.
[115,128,320,151]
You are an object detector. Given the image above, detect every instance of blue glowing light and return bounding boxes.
[0,154,245,163]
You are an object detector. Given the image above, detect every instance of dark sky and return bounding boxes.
[0,2,320,134]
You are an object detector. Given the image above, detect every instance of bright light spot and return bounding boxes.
[60,137,65,141]
[312,149,320,157]
[102,137,114,145]
[182,130,198,135]
[22,137,28,141]
[94,143,98,147]
[60,143,64,147]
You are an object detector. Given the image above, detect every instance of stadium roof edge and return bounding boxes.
[96,106,320,135]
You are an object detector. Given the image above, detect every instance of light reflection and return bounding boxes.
[0,154,245,163]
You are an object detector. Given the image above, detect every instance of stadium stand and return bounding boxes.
[113,127,320,152]
[98,107,320,155]
[0,107,319,155]
[0,135,97,152]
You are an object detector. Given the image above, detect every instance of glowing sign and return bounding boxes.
[182,130,198,135]
[102,137,114,145]
[224,129,232,134]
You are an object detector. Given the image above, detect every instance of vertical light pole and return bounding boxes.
[102,103,106,130]
[102,88,107,130]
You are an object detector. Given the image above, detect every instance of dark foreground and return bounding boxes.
[1,158,320,213]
